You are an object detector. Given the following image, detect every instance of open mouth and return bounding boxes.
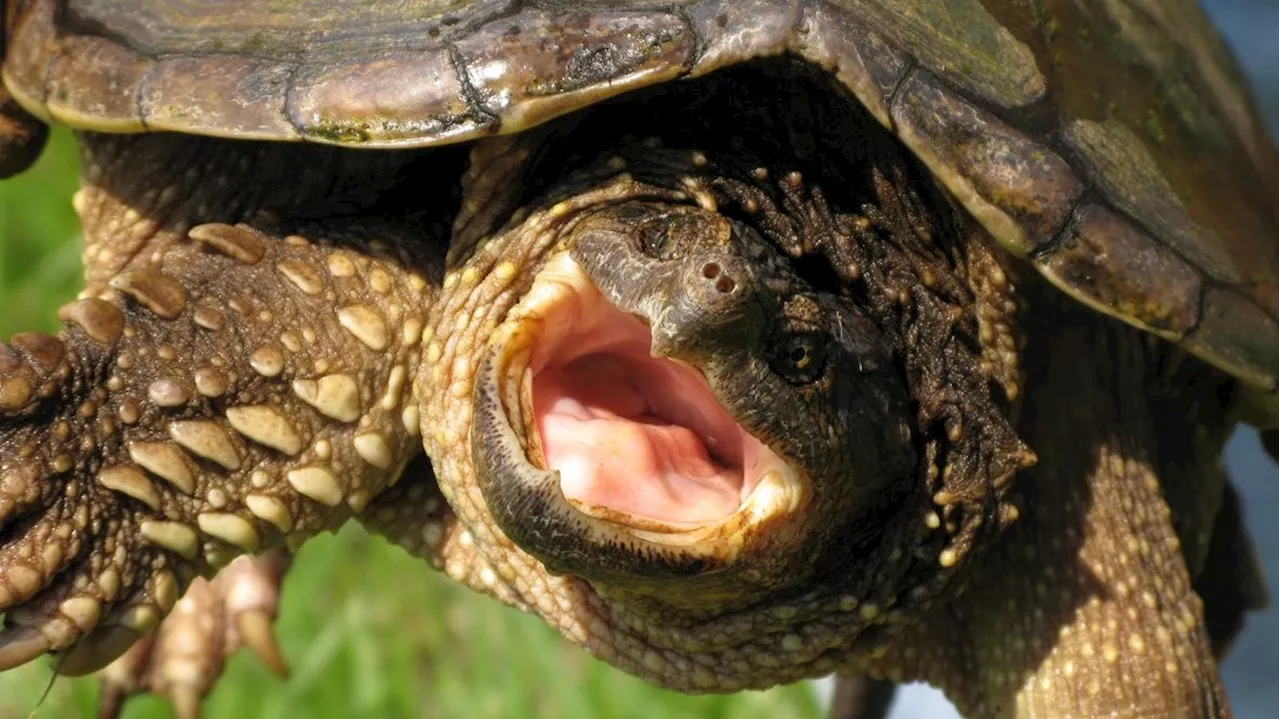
[487,252,802,536]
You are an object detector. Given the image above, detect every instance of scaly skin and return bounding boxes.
[0,163,442,682]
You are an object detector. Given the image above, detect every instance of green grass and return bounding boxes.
[0,131,825,719]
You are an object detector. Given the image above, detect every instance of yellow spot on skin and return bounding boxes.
[245,494,293,532]
[110,269,187,319]
[353,433,393,470]
[192,307,225,332]
[1128,633,1146,654]
[426,343,442,363]
[280,331,302,353]
[126,442,195,494]
[327,253,356,277]
[59,597,101,631]
[402,405,421,436]
[369,269,392,294]
[249,346,285,377]
[277,260,324,295]
[381,365,408,410]
[338,305,389,350]
[1102,643,1119,663]
[96,568,120,599]
[938,548,958,567]
[2,565,42,599]
[287,466,343,507]
[194,367,229,398]
[98,465,161,510]
[122,605,161,633]
[118,398,140,424]
[401,317,423,346]
[292,374,361,422]
[169,420,241,470]
[347,489,372,513]
[197,512,261,552]
[207,488,228,508]
[140,521,199,558]
[148,379,191,407]
[495,261,517,280]
[226,405,304,456]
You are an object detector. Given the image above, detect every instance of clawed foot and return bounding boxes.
[0,217,433,680]
[97,549,291,719]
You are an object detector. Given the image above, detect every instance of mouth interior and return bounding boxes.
[526,262,775,526]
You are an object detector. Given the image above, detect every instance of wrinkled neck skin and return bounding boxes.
[866,283,1234,717]
[417,136,988,692]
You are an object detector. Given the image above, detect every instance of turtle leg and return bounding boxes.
[0,219,435,683]
[865,287,1236,717]
[97,549,291,719]
[828,675,896,719]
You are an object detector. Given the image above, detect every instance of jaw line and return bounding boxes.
[477,252,808,555]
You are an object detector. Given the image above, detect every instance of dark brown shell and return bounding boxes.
[3,0,1276,403]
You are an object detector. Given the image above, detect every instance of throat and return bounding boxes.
[533,353,747,524]
[521,273,775,528]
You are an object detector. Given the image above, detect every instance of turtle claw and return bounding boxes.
[168,685,203,719]
[94,550,291,717]
[0,626,50,671]
[236,610,289,679]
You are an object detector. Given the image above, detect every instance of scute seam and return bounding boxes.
[446,43,500,134]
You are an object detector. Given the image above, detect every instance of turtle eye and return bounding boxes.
[771,334,826,384]
[639,223,681,259]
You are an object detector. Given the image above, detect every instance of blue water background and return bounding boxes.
[887,2,1278,716]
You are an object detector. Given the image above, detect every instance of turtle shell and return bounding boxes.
[3,0,1276,406]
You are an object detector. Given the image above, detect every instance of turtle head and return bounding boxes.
[470,198,914,607]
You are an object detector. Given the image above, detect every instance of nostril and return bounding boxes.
[701,262,736,293]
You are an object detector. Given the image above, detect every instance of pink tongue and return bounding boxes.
[533,354,744,524]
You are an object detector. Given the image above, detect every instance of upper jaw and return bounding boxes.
[469,251,810,583]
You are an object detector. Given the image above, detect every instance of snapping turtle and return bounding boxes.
[0,2,1276,718]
